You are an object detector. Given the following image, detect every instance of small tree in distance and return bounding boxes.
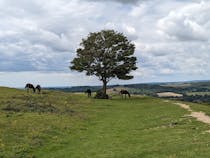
[70,30,137,98]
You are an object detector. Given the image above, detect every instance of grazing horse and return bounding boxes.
[25,83,35,93]
[120,90,131,99]
[35,85,41,93]
[85,89,92,97]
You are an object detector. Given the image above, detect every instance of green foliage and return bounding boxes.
[94,90,109,99]
[187,92,210,96]
[70,30,137,97]
[70,30,137,80]
[182,94,210,104]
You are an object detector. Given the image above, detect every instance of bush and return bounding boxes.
[94,90,109,99]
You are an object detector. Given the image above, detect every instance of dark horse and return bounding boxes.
[35,85,41,93]
[25,83,35,93]
[120,90,131,99]
[85,89,92,97]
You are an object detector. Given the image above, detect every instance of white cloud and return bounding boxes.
[85,0,140,4]
[158,1,210,41]
[0,0,210,87]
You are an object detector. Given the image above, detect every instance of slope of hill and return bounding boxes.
[1,87,210,157]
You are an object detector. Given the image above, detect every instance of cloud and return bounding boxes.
[0,0,144,72]
[83,0,140,4]
[158,1,210,41]
[0,0,103,71]
[0,0,210,86]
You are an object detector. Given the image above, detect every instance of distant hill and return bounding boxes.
[46,80,210,94]
[45,80,210,104]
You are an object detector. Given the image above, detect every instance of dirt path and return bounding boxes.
[175,103,210,125]
[175,103,192,112]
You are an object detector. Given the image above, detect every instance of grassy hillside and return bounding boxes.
[1,87,210,158]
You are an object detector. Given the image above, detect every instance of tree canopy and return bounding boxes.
[70,30,137,98]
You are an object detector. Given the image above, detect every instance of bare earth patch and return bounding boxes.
[157,92,183,97]
[175,102,210,126]
[163,100,169,103]
[190,112,210,125]
[175,103,192,112]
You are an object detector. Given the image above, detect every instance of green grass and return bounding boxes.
[1,87,210,158]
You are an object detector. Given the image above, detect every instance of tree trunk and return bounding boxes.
[102,80,107,97]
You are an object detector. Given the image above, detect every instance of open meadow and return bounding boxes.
[1,87,210,158]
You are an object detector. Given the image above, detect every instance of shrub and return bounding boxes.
[94,90,109,99]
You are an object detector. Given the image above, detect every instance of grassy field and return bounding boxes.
[1,87,210,158]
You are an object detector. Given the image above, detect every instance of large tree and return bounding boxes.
[70,30,137,98]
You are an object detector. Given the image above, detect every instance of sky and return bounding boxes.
[0,0,210,87]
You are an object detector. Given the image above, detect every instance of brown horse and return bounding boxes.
[35,85,41,93]
[120,90,131,99]
[25,83,35,93]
